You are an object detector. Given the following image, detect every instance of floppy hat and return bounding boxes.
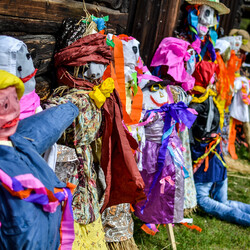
[185,0,230,15]
[229,29,250,53]
[0,70,24,99]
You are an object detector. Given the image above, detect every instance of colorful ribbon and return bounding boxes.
[0,169,75,249]
[140,102,197,213]
[159,176,175,194]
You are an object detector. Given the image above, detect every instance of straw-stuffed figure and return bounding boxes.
[189,60,250,227]
[177,0,230,62]
[133,78,197,224]
[0,35,59,171]
[0,70,78,249]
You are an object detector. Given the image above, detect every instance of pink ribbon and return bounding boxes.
[136,56,162,83]
[159,176,175,194]
[136,112,156,127]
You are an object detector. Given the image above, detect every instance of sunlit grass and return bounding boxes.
[134,173,250,249]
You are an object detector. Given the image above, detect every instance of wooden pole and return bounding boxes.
[166,223,177,250]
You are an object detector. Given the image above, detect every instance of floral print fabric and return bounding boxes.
[46,87,102,224]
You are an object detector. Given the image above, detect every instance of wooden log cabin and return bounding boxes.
[0,0,243,99]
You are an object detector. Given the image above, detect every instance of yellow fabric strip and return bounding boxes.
[193,137,221,164]
[193,85,206,94]
[213,151,228,168]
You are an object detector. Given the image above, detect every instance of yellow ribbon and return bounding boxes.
[193,137,228,169]
[191,88,224,129]
[89,77,115,109]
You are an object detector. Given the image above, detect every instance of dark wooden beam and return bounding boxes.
[0,0,128,31]
[0,15,61,34]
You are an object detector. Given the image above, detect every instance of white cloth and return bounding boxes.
[43,143,58,171]
[215,39,230,55]
[230,76,250,122]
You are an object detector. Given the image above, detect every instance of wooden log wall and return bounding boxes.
[0,0,243,98]
[218,0,243,36]
[0,0,128,99]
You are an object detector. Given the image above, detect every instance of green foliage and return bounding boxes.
[134,174,250,249]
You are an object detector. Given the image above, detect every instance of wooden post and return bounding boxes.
[166,223,177,250]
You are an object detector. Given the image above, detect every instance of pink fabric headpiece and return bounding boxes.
[150,37,199,91]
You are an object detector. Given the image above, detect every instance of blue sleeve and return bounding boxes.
[16,102,79,155]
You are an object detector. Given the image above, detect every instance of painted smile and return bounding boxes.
[150,95,168,107]
[1,117,19,129]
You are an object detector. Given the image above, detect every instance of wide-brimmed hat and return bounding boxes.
[229,29,250,53]
[185,0,230,15]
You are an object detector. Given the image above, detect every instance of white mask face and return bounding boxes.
[84,62,107,80]
[142,83,169,110]
[122,39,140,67]
[220,36,242,54]
[197,5,215,37]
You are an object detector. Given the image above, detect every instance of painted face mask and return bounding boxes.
[220,36,242,54]
[197,5,216,37]
[142,81,169,110]
[0,86,20,140]
[84,62,107,81]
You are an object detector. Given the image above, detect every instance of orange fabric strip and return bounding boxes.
[141,224,157,236]
[181,222,202,232]
[110,35,143,125]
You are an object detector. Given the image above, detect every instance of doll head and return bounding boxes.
[197,5,216,37]
[141,80,171,110]
[150,37,197,91]
[0,36,37,96]
[215,39,231,62]
[0,70,24,140]
[84,62,107,81]
[118,35,140,68]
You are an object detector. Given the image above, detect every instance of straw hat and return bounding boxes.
[229,29,250,53]
[185,0,230,15]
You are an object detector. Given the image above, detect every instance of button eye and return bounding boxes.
[205,9,210,17]
[18,66,22,71]
[26,53,31,60]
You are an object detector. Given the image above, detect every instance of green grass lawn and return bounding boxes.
[133,173,250,250]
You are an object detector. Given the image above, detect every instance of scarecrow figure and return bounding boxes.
[150,37,199,213]
[133,79,197,224]
[227,29,250,160]
[47,29,145,249]
[0,35,57,171]
[189,61,250,227]
[0,70,78,249]
[177,0,230,62]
